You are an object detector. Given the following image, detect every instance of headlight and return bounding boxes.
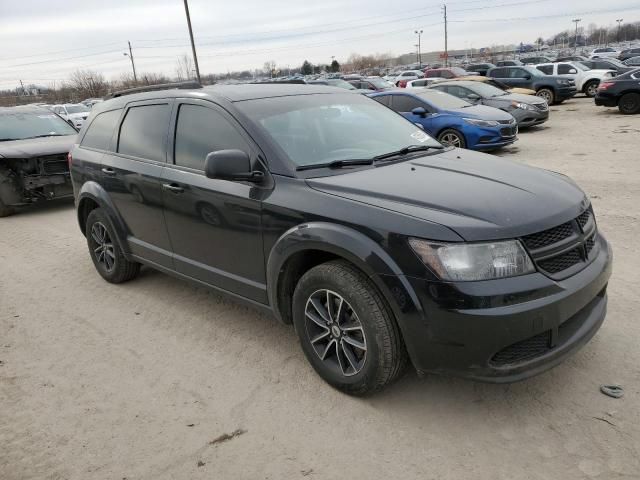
[511,101,534,110]
[408,238,535,281]
[557,79,570,85]
[463,117,499,127]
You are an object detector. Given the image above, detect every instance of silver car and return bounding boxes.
[429,80,549,128]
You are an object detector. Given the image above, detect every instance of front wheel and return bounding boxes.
[437,129,466,149]
[618,93,640,115]
[86,208,140,283]
[536,88,555,104]
[292,261,407,396]
[583,80,599,98]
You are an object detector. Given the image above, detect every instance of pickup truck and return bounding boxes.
[486,66,577,104]
[534,62,616,97]
[0,106,76,217]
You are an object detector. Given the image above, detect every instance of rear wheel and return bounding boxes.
[583,80,599,98]
[86,208,140,283]
[292,260,407,396]
[536,88,555,104]
[437,129,466,149]
[618,93,640,115]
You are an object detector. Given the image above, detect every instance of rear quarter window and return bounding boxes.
[80,109,122,151]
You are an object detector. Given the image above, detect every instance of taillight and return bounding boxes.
[67,151,73,167]
[598,82,615,91]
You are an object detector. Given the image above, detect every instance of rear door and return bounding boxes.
[389,94,436,134]
[488,67,510,84]
[101,99,173,267]
[160,99,267,303]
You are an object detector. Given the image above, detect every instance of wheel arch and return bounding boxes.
[266,222,424,331]
[77,181,129,253]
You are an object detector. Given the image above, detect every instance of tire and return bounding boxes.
[536,88,555,105]
[583,80,599,98]
[0,197,15,217]
[618,92,640,115]
[292,260,407,396]
[85,208,140,283]
[437,129,466,149]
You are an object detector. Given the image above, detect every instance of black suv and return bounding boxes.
[595,68,640,114]
[487,66,577,104]
[0,106,77,217]
[70,83,612,395]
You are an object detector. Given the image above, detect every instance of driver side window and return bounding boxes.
[391,95,426,113]
[174,104,250,171]
[510,68,528,79]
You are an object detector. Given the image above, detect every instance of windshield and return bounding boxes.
[326,79,356,90]
[66,104,90,114]
[416,89,472,109]
[0,110,77,141]
[462,82,506,97]
[367,77,392,88]
[236,93,441,168]
[605,58,626,68]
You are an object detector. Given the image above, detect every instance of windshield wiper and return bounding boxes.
[374,144,444,161]
[296,158,374,171]
[23,133,66,139]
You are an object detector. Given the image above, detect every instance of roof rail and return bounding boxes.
[104,81,203,99]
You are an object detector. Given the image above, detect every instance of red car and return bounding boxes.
[423,67,469,79]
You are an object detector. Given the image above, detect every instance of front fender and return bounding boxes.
[266,222,426,354]
[77,181,129,254]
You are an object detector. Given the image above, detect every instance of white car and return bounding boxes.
[405,78,440,89]
[50,104,91,129]
[394,70,424,87]
[534,62,616,97]
[590,47,620,59]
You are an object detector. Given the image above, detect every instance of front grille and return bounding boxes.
[522,221,574,249]
[500,126,517,137]
[38,154,69,175]
[521,207,597,278]
[498,119,514,125]
[538,248,582,273]
[491,330,551,366]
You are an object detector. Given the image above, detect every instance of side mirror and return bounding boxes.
[467,93,481,101]
[569,69,577,74]
[523,74,532,80]
[411,107,427,117]
[204,149,263,182]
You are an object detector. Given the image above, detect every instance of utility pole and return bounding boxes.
[415,29,423,67]
[572,18,581,54]
[183,0,201,83]
[616,19,623,43]
[443,4,448,67]
[124,41,137,83]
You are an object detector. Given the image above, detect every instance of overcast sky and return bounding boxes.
[1,0,638,89]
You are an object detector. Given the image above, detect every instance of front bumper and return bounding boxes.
[400,234,612,382]
[466,123,518,151]
[556,86,577,101]
[511,108,549,128]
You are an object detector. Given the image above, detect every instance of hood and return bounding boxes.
[496,92,546,105]
[306,149,588,241]
[0,135,76,159]
[446,104,514,121]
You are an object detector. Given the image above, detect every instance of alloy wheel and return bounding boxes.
[586,83,598,97]
[440,132,462,147]
[304,289,367,377]
[536,90,553,103]
[91,222,116,273]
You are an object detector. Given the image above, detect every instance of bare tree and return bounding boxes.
[68,69,109,99]
[175,54,195,81]
[263,60,276,77]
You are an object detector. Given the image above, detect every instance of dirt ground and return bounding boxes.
[1,97,639,480]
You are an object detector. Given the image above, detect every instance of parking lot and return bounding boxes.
[1,97,639,479]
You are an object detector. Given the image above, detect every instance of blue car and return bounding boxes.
[368,89,517,150]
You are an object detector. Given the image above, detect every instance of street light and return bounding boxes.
[415,30,423,67]
[572,18,581,54]
[616,19,624,43]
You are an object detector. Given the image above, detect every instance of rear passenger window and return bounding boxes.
[490,68,506,77]
[81,109,121,151]
[174,104,250,171]
[118,104,170,162]
[372,95,392,107]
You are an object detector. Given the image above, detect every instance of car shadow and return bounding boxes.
[12,197,75,217]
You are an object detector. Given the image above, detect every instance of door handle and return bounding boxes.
[162,183,184,194]
[101,167,116,175]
